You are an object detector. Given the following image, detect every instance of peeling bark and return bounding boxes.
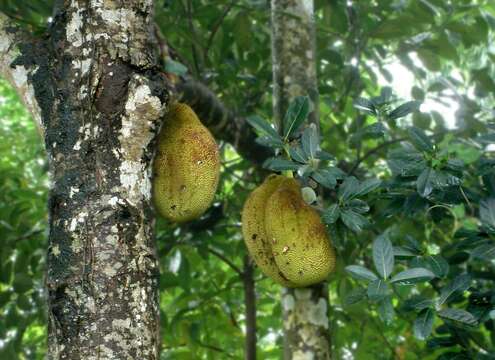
[271,1,331,359]
[2,1,168,358]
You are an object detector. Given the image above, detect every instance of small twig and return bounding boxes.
[349,137,405,175]
[204,1,236,62]
[185,0,202,77]
[208,247,243,276]
[459,185,475,216]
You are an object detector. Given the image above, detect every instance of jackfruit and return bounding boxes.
[153,102,220,222]
[265,178,335,287]
[241,175,295,287]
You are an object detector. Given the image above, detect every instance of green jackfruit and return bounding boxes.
[265,178,336,287]
[153,102,220,222]
[241,175,295,287]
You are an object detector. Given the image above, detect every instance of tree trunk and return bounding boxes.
[1,1,169,358]
[271,0,331,359]
[243,255,257,360]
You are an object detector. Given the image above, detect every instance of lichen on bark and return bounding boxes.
[1,1,169,358]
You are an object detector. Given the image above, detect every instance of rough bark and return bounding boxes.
[271,1,331,359]
[243,255,257,360]
[1,1,169,358]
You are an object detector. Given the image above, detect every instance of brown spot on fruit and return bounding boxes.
[152,102,220,222]
[241,175,295,287]
[265,178,336,287]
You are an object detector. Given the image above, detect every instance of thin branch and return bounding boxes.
[349,129,456,175]
[184,0,202,77]
[349,137,405,175]
[243,255,257,360]
[208,247,243,276]
[204,1,236,63]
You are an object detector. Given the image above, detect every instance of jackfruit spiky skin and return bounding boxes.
[265,178,336,287]
[242,175,296,287]
[153,102,220,222]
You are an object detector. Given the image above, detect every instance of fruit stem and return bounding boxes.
[282,145,294,178]
[283,170,294,178]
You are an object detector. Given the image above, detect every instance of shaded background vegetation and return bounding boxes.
[0,0,494,359]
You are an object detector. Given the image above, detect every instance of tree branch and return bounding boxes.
[0,12,43,135]
[204,1,236,63]
[208,247,243,276]
[243,255,257,360]
[349,137,405,175]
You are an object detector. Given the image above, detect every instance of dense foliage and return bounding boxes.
[0,0,494,359]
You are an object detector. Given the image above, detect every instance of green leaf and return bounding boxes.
[437,308,478,327]
[347,199,370,214]
[393,246,418,258]
[17,294,31,311]
[343,287,367,306]
[160,272,180,289]
[283,96,310,139]
[424,255,449,278]
[289,145,308,163]
[0,291,11,307]
[378,296,395,324]
[388,101,422,120]
[345,265,378,281]
[377,87,393,105]
[372,234,395,279]
[372,17,417,39]
[13,273,33,294]
[353,97,377,115]
[322,204,340,224]
[246,115,281,140]
[404,296,435,312]
[367,279,389,301]
[362,122,387,138]
[340,209,369,233]
[301,124,319,159]
[164,59,188,76]
[414,308,435,340]
[262,158,300,171]
[390,267,435,284]
[388,146,426,177]
[471,244,495,261]
[479,198,495,228]
[412,86,425,101]
[315,150,334,160]
[255,136,285,149]
[312,169,337,189]
[431,170,462,188]
[417,167,434,198]
[408,126,434,153]
[338,176,360,202]
[356,178,381,197]
[438,274,471,306]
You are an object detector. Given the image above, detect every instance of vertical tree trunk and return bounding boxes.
[2,1,169,358]
[243,255,257,360]
[271,1,331,359]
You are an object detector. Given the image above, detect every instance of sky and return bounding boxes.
[374,53,459,129]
